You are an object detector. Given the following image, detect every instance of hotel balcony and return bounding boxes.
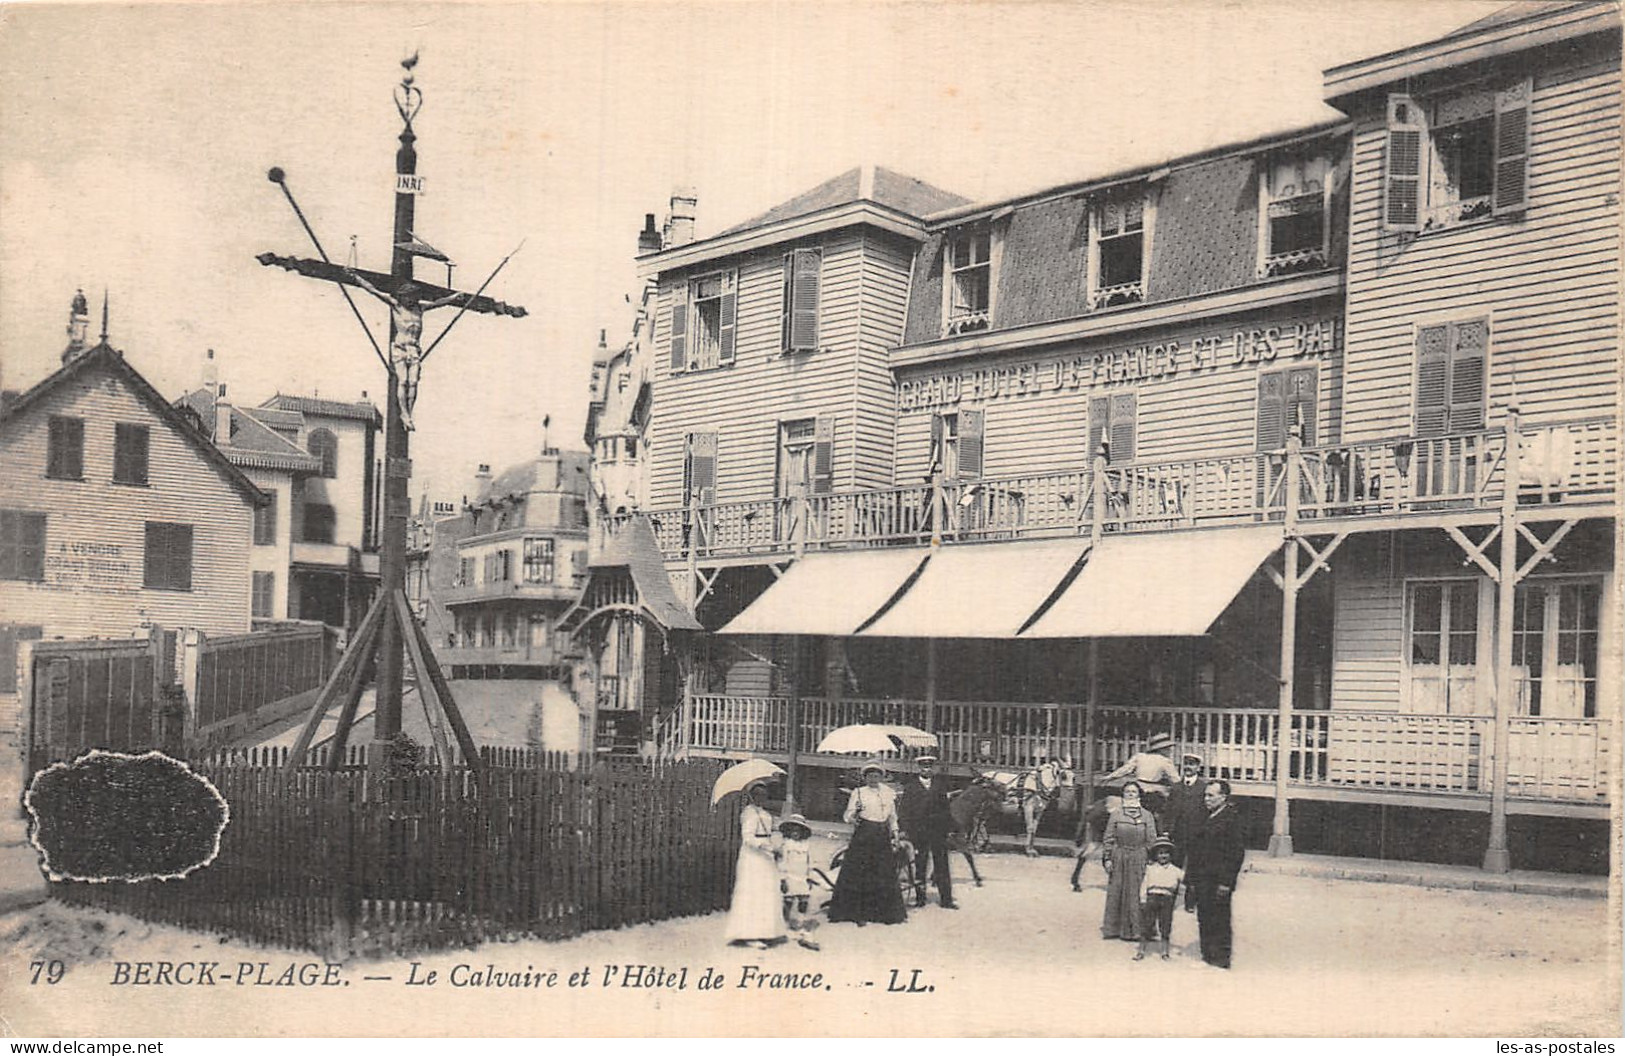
[640,417,1618,564]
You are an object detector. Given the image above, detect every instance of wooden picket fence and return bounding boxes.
[52,758,738,958]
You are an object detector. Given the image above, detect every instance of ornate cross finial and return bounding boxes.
[394,51,423,129]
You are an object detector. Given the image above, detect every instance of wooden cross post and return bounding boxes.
[259,57,526,784]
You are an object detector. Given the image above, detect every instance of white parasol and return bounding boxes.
[710,757,786,806]
[814,723,938,755]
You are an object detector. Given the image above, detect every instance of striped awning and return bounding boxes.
[856,539,1091,639]
[717,548,931,637]
[1019,526,1282,638]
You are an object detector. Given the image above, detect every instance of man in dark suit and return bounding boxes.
[1166,753,1208,911]
[1185,779,1245,968]
[899,754,957,909]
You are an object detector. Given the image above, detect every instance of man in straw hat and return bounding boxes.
[898,753,958,910]
[1099,732,1182,824]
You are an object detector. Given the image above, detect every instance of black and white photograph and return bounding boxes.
[0,0,1620,1039]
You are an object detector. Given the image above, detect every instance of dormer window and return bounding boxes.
[1089,194,1147,309]
[944,230,992,335]
[1259,152,1331,278]
[669,269,737,373]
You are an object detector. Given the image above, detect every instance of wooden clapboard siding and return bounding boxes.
[1332,565,1404,712]
[0,360,255,643]
[892,302,1343,483]
[647,229,913,508]
[1341,51,1621,442]
[851,234,914,491]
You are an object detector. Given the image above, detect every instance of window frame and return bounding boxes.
[671,269,738,373]
[942,229,994,336]
[143,521,194,592]
[1411,315,1490,438]
[1383,79,1531,234]
[1087,190,1153,311]
[523,537,556,584]
[1087,392,1138,466]
[307,428,339,479]
[1402,576,1486,714]
[253,492,278,547]
[1257,151,1334,279]
[781,247,823,354]
[1512,575,1602,719]
[0,510,47,582]
[112,422,151,486]
[46,416,85,481]
[251,570,276,618]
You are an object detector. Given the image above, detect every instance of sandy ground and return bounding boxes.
[2,843,1619,1038]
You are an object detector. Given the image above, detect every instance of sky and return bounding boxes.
[0,0,1502,502]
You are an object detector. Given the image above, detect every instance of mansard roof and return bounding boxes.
[716,166,970,237]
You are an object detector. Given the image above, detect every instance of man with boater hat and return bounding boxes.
[1099,732,1182,825]
[898,753,957,909]
[1167,752,1208,910]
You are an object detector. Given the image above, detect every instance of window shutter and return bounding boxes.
[669,300,688,373]
[1288,367,1318,446]
[812,415,834,494]
[781,255,794,352]
[958,408,984,481]
[789,249,821,352]
[1109,394,1136,464]
[1383,94,1423,233]
[718,271,738,365]
[1088,396,1110,461]
[48,417,84,479]
[1414,324,1450,437]
[1493,78,1531,216]
[929,412,945,475]
[1256,373,1286,452]
[687,432,716,505]
[1449,319,1488,432]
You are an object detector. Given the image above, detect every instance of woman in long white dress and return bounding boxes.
[724,781,788,948]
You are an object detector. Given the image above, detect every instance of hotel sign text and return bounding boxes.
[897,317,1340,412]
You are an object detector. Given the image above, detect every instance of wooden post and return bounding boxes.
[793,494,807,559]
[1269,429,1302,857]
[784,636,802,815]
[1484,408,1521,873]
[929,474,946,547]
[1092,449,1108,538]
[924,638,938,743]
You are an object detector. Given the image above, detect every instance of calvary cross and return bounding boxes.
[256,55,527,786]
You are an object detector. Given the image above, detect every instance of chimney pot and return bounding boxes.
[666,187,698,248]
[637,212,663,254]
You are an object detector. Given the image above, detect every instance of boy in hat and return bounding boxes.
[1136,835,1182,961]
[1100,733,1181,824]
[778,814,821,950]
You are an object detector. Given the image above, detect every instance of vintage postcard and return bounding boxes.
[0,0,1621,1039]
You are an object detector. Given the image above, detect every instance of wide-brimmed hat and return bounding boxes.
[915,753,939,764]
[1147,733,1175,753]
[780,813,812,837]
[1182,753,1204,766]
[860,758,887,775]
[1150,835,1175,852]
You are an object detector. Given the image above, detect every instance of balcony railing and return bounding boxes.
[676,696,1612,805]
[642,418,1617,563]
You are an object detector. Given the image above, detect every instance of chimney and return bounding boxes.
[214,394,233,445]
[61,289,90,363]
[637,213,662,255]
[473,463,493,503]
[665,187,697,248]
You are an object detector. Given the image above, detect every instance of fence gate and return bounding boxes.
[28,637,166,774]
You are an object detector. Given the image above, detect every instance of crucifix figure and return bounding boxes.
[255,253,526,430]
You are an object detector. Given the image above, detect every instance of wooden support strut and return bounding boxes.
[1444,524,1503,582]
[1296,532,1348,582]
[282,593,387,774]
[394,591,452,764]
[1516,520,1578,581]
[391,589,484,785]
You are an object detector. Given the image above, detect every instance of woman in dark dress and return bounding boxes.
[828,760,908,925]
